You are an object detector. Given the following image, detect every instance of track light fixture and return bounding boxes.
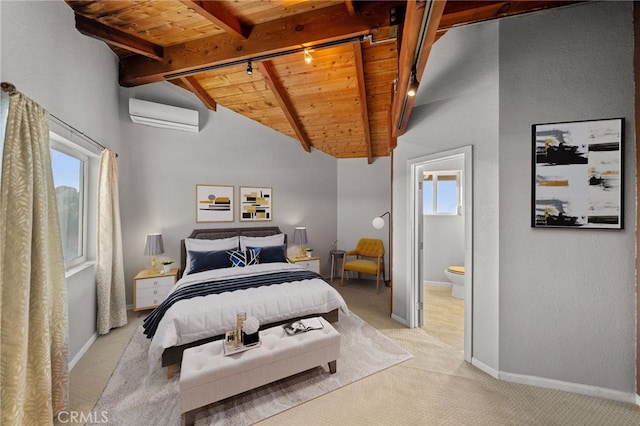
[246,60,253,75]
[303,48,312,64]
[407,70,419,97]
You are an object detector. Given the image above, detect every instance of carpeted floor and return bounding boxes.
[64,277,640,425]
[88,312,411,425]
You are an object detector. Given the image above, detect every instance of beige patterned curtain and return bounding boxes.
[96,149,127,334]
[0,92,68,424]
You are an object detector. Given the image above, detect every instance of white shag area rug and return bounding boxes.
[90,313,412,425]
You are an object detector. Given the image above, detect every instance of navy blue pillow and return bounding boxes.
[248,245,287,264]
[187,249,231,274]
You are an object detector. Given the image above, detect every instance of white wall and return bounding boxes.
[393,21,500,372]
[1,0,121,363]
[498,2,636,394]
[118,83,338,302]
[337,157,391,278]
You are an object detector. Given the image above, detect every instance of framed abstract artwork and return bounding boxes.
[196,184,234,223]
[239,186,272,221]
[531,118,624,229]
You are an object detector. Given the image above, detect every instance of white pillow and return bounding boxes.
[184,236,239,275]
[239,234,285,250]
[185,236,239,252]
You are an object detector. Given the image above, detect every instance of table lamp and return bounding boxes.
[144,233,164,269]
[292,227,308,257]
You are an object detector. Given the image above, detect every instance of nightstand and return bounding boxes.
[133,268,178,311]
[287,255,321,274]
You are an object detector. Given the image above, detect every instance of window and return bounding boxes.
[423,171,462,215]
[50,132,88,268]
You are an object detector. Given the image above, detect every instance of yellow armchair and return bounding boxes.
[341,238,385,294]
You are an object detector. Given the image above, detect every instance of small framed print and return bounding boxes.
[196,184,234,223]
[532,118,624,229]
[239,186,272,221]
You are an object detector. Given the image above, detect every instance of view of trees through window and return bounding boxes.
[51,148,84,263]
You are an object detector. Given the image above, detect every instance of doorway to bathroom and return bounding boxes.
[408,146,472,361]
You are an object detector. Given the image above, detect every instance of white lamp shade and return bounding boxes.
[144,233,164,256]
[372,217,385,229]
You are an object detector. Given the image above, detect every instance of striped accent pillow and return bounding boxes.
[228,248,261,267]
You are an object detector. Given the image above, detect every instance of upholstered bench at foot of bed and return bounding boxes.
[179,317,341,426]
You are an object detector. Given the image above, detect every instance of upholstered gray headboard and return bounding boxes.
[180,226,285,277]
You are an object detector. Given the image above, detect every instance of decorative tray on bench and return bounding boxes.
[223,341,261,356]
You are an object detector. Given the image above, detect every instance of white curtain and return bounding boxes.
[0,91,69,424]
[96,149,127,334]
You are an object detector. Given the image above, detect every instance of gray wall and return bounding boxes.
[1,0,338,362]
[2,0,636,397]
[393,20,500,370]
[336,157,391,278]
[1,0,121,363]
[498,2,636,392]
[396,0,636,395]
[119,82,338,302]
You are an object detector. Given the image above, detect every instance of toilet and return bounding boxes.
[444,266,465,299]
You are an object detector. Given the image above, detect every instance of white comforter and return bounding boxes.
[147,262,349,368]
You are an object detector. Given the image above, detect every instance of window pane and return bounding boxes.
[423,181,434,214]
[436,180,458,214]
[51,149,84,262]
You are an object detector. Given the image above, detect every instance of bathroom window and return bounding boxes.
[423,171,462,215]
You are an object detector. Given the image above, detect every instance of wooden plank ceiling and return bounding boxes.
[65,0,579,162]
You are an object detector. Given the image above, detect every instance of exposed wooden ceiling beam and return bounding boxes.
[391,0,446,138]
[119,1,403,87]
[259,61,312,153]
[179,0,250,40]
[178,76,217,111]
[74,13,164,61]
[438,1,582,32]
[352,42,373,164]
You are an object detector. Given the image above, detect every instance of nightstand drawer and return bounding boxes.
[135,284,172,310]
[136,275,174,290]
[136,283,172,299]
[296,259,319,273]
[133,269,178,311]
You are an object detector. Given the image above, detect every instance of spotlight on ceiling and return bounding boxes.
[246,60,253,75]
[303,48,312,64]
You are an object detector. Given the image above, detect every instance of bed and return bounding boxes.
[143,226,348,378]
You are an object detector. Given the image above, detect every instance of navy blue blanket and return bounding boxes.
[142,269,322,339]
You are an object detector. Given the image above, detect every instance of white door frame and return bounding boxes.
[407,145,473,362]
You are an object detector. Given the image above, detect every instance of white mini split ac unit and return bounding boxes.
[129,98,199,132]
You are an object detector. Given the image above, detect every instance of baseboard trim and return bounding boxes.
[499,371,638,404]
[69,332,97,371]
[471,357,499,379]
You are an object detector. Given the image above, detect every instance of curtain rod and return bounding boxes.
[1,81,118,157]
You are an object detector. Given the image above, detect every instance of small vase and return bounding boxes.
[163,264,172,273]
[306,251,312,258]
